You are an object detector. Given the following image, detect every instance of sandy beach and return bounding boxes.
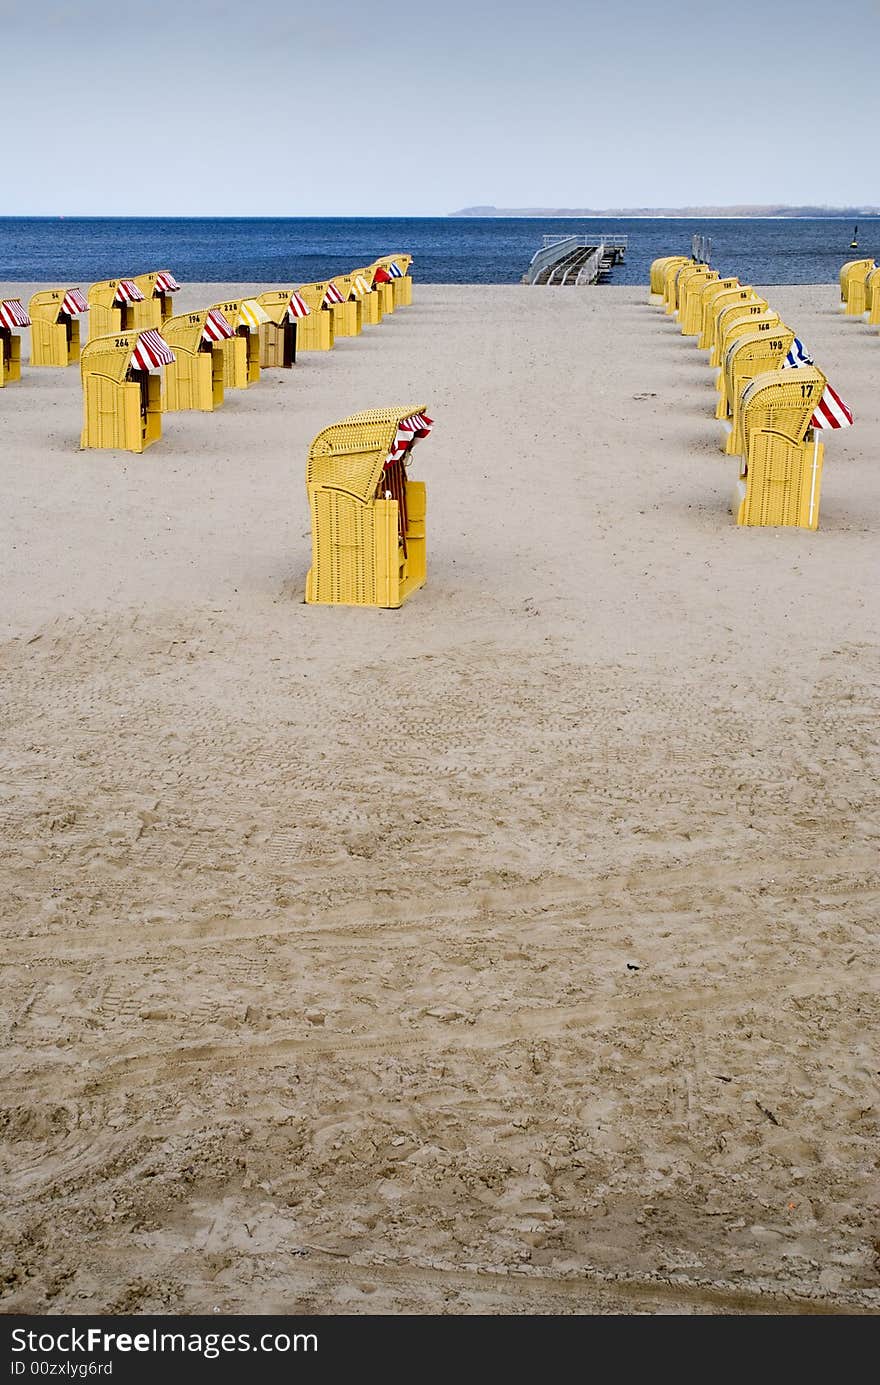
[1,281,878,1315]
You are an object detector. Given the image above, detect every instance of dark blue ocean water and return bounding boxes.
[2,217,876,286]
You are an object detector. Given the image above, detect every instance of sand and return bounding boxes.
[1,282,878,1316]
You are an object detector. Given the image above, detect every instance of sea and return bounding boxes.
[2,217,876,287]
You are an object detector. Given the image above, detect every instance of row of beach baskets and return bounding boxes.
[0,257,434,610]
[650,255,855,530]
[839,257,880,323]
[0,257,413,450]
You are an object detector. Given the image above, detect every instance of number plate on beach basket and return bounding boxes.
[305,407,433,608]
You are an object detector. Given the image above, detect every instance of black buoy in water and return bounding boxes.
[850,223,859,249]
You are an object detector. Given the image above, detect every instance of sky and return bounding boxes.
[3,0,879,215]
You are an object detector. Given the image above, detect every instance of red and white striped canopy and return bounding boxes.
[129,329,175,371]
[201,309,234,343]
[287,291,311,320]
[385,412,433,466]
[114,280,146,304]
[154,272,181,294]
[811,383,854,430]
[322,283,344,307]
[373,267,392,285]
[61,289,89,317]
[0,298,31,329]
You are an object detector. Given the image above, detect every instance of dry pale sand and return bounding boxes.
[1,281,879,1316]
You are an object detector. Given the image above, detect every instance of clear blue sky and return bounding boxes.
[4,0,877,214]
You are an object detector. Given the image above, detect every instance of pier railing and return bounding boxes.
[542,233,629,251]
[523,233,628,285]
[575,248,603,285]
[525,235,581,280]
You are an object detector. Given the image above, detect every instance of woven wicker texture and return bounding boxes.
[722,327,794,452]
[80,334,164,451]
[740,366,827,453]
[678,268,720,335]
[839,258,874,303]
[698,283,751,349]
[306,406,430,608]
[649,255,689,298]
[840,259,875,316]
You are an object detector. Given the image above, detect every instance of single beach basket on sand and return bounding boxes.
[80,327,175,452]
[718,324,794,454]
[294,283,336,351]
[305,406,433,608]
[130,271,182,330]
[87,278,146,337]
[733,366,828,529]
[161,308,234,411]
[208,298,268,389]
[256,290,310,369]
[866,266,880,326]
[0,298,31,385]
[28,289,89,367]
[839,259,875,316]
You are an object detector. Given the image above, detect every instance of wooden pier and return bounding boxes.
[522,234,628,286]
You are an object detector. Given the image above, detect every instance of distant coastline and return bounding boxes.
[449,204,880,219]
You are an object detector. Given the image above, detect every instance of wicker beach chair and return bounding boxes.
[695,280,746,348]
[28,289,88,367]
[0,298,31,385]
[866,266,880,326]
[161,308,233,411]
[348,269,382,325]
[129,271,181,330]
[678,268,723,336]
[649,255,690,305]
[719,325,795,455]
[711,300,773,370]
[305,405,433,608]
[373,255,413,308]
[839,259,875,316]
[734,366,828,529]
[208,298,267,389]
[256,290,310,369]
[80,327,175,451]
[701,285,760,353]
[87,278,147,337]
[367,264,397,316]
[328,276,363,337]
[295,283,336,351]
